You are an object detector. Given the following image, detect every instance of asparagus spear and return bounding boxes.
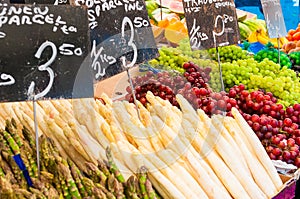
[58,168,70,199]
[5,119,23,148]
[137,167,148,199]
[91,187,107,199]
[22,142,37,178]
[0,176,17,199]
[111,177,125,199]
[106,147,125,183]
[97,160,110,177]
[85,162,107,185]
[14,188,32,199]
[22,126,36,155]
[2,130,20,155]
[145,179,157,199]
[68,159,88,198]
[40,135,56,174]
[58,162,81,199]
[125,175,140,199]
[1,150,24,185]
[81,177,95,196]
[0,167,5,177]
[0,132,26,186]
[29,187,47,199]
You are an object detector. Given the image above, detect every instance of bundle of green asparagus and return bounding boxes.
[0,119,159,199]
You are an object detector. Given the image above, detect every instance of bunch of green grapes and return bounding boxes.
[149,39,223,90]
[148,46,187,74]
[222,58,300,107]
[207,45,251,63]
[254,49,292,69]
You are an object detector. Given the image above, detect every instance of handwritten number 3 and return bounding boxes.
[121,17,137,68]
[29,41,56,100]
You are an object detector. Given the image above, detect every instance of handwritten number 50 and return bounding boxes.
[121,17,137,68]
[29,41,56,100]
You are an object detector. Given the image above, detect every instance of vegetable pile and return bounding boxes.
[0,118,158,199]
[0,93,284,198]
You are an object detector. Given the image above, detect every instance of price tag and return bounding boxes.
[182,0,240,50]
[74,0,159,81]
[0,4,92,102]
[261,0,287,38]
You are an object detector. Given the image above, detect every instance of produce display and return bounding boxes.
[0,118,158,198]
[0,1,299,198]
[0,93,284,198]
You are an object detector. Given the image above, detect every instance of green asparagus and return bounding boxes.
[106,147,125,183]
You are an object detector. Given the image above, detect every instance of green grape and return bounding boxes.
[206,45,251,63]
[254,48,292,69]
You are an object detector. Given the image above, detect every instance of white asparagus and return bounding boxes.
[211,114,251,175]
[150,149,209,199]
[180,118,251,199]
[71,121,106,161]
[197,112,266,199]
[231,108,283,190]
[156,148,231,199]
[222,116,277,197]
[73,99,110,149]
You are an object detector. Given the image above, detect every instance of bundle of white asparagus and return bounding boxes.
[0,91,283,198]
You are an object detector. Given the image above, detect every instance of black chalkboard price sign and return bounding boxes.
[182,0,240,50]
[74,0,159,81]
[0,4,92,102]
[261,0,287,38]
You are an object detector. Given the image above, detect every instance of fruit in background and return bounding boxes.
[248,29,286,48]
[282,40,300,54]
[238,22,252,40]
[169,0,184,14]
[254,45,292,68]
[236,8,257,20]
[151,24,165,41]
[151,8,178,22]
[155,0,172,8]
[145,0,158,15]
[289,52,300,73]
[243,18,266,32]
[164,18,188,44]
[165,28,188,45]
[287,23,300,41]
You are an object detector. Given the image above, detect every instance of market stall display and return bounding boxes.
[0,0,299,198]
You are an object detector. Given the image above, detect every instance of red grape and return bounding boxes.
[272,148,282,156]
[271,136,281,145]
[283,118,293,127]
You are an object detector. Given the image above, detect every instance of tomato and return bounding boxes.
[286,34,293,41]
[292,32,300,41]
[288,29,296,36]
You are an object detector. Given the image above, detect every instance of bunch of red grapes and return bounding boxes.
[228,85,300,167]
